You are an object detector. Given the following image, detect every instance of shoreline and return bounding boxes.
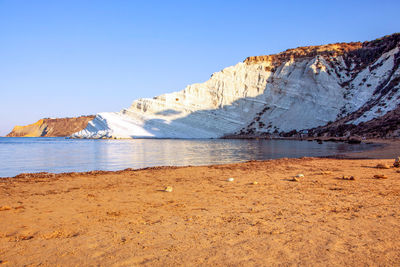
[339,138,400,159]
[1,137,398,179]
[1,137,400,265]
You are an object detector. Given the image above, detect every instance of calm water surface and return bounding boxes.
[0,137,375,177]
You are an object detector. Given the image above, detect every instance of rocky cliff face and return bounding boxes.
[306,105,400,138]
[72,33,400,139]
[7,116,95,137]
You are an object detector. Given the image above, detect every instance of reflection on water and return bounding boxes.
[0,137,374,177]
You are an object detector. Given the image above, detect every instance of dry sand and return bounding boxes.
[1,157,400,266]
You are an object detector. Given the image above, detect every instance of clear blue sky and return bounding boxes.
[0,0,399,135]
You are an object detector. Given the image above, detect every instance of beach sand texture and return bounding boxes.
[1,158,400,266]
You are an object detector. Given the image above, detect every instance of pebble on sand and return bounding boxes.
[164,186,173,192]
[0,206,11,211]
[296,174,305,178]
[227,177,235,182]
[252,181,258,185]
[342,175,355,180]
[373,174,388,179]
[376,163,391,169]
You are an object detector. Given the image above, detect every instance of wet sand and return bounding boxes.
[345,139,400,159]
[1,157,400,266]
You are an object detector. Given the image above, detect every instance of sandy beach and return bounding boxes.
[2,1,400,266]
[1,156,400,266]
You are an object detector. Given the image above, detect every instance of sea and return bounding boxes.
[0,137,376,178]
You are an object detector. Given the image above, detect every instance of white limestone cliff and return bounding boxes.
[72,34,400,139]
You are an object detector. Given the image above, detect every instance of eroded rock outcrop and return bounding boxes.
[72,33,400,139]
[7,116,95,137]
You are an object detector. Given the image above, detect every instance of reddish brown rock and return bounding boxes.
[6,116,95,137]
[244,42,362,65]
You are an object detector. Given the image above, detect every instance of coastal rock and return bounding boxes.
[7,116,95,137]
[71,33,400,139]
[394,157,400,167]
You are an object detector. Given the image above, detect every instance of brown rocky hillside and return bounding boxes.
[6,116,95,137]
